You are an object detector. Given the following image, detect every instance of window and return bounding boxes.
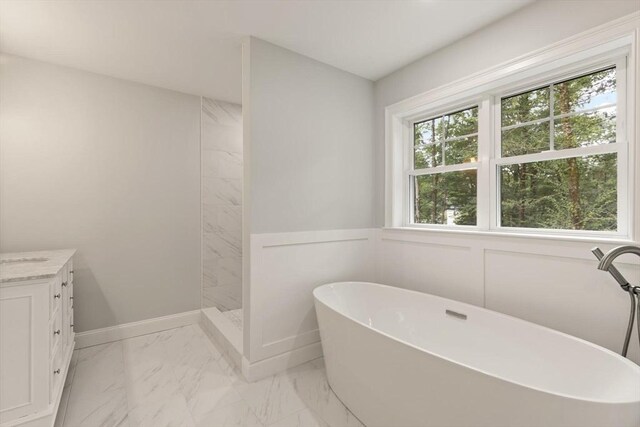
[412,107,478,226]
[496,67,620,232]
[393,47,632,238]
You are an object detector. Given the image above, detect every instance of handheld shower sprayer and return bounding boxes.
[591,247,631,291]
[592,245,640,359]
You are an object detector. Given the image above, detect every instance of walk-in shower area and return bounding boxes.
[199,97,244,359]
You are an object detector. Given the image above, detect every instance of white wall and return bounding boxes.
[243,37,376,368]
[374,0,640,226]
[0,54,201,332]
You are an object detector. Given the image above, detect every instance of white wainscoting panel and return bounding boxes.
[378,229,484,306]
[244,227,640,376]
[248,229,377,364]
[378,228,640,364]
[485,249,640,362]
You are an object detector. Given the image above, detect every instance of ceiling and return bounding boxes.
[0,0,533,103]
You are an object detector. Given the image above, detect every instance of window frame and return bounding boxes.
[387,37,635,240]
[408,104,482,228]
[490,56,628,238]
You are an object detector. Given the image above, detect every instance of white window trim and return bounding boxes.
[385,13,639,242]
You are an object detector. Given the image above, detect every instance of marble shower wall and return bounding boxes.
[201,98,243,310]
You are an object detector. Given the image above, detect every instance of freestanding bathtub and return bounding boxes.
[313,282,640,427]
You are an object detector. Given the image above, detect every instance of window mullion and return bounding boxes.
[614,55,628,237]
[499,103,617,132]
[549,83,555,151]
[441,115,447,166]
[495,143,619,165]
[474,97,490,231]
[491,97,501,230]
[553,103,617,120]
[437,132,479,143]
[411,163,479,175]
[501,116,550,131]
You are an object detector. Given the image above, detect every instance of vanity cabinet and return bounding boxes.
[0,250,76,427]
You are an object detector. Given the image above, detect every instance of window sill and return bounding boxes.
[382,226,636,246]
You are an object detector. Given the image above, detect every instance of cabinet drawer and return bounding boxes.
[50,345,63,402]
[50,309,62,354]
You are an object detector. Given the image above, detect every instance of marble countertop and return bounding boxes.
[0,249,76,284]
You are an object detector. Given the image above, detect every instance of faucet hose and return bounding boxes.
[636,288,640,356]
[621,288,635,357]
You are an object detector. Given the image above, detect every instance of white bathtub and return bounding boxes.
[313,282,640,427]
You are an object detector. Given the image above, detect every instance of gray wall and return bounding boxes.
[373,0,640,226]
[246,37,375,234]
[0,54,202,332]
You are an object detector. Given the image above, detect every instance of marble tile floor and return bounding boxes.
[55,324,364,427]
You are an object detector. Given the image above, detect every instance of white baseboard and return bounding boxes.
[241,341,324,382]
[75,309,201,349]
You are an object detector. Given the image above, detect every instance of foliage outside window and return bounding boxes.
[408,63,625,235]
[498,68,618,231]
[413,107,478,225]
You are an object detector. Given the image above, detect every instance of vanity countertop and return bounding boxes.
[0,249,76,284]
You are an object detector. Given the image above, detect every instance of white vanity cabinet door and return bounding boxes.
[49,344,63,403]
[0,282,50,424]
